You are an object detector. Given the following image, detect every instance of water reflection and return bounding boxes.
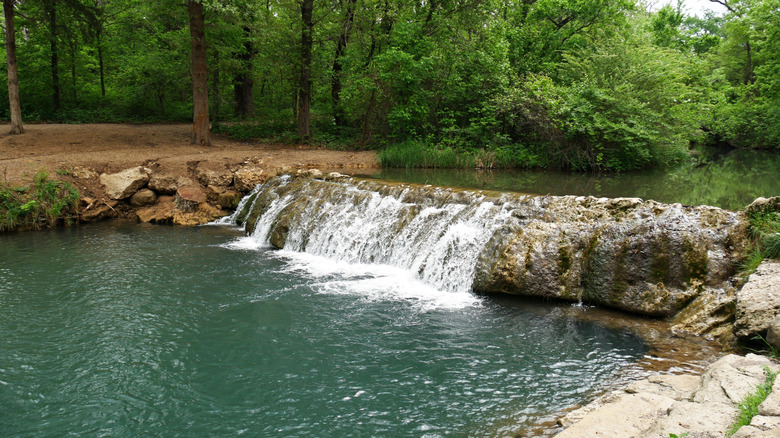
[370,149,780,210]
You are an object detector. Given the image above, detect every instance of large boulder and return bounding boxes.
[99,167,151,200]
[735,261,780,339]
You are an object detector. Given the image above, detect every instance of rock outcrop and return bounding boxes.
[556,354,780,437]
[233,175,747,317]
[735,261,780,339]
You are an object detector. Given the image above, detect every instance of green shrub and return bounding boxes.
[0,172,80,231]
[741,208,780,274]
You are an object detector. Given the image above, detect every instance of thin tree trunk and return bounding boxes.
[46,0,60,112]
[331,0,357,128]
[213,51,220,123]
[234,26,255,119]
[298,0,313,140]
[97,38,106,97]
[3,0,23,134]
[188,0,211,146]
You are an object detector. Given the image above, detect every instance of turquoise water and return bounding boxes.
[1,222,648,437]
[372,149,780,211]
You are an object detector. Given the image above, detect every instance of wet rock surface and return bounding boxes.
[236,175,747,317]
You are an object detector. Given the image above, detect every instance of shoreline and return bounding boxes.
[3,124,779,437]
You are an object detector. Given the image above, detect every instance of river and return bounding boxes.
[1,222,657,437]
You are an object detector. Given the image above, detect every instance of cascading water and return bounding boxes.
[224,175,517,294]
[226,174,746,317]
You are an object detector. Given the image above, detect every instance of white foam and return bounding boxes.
[275,250,482,311]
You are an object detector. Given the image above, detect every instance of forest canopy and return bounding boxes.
[0,0,777,170]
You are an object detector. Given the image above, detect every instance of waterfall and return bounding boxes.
[226,174,746,316]
[227,175,517,293]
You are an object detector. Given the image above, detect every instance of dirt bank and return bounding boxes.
[0,124,379,223]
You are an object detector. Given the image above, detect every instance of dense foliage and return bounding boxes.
[0,0,777,170]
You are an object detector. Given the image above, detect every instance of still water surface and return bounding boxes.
[373,149,780,211]
[1,222,648,437]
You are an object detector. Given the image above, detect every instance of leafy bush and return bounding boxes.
[0,172,80,231]
[496,33,701,171]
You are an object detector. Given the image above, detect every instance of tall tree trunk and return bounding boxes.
[233,26,255,119]
[213,50,221,123]
[188,0,210,146]
[331,0,357,128]
[298,0,313,140]
[3,0,23,134]
[97,37,106,97]
[46,0,60,112]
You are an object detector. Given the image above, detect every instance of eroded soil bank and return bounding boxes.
[0,123,378,196]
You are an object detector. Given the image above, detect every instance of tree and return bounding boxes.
[298,0,313,140]
[331,0,357,128]
[188,0,210,146]
[3,0,24,134]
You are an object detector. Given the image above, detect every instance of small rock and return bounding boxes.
[71,166,97,179]
[326,172,349,180]
[175,185,207,212]
[767,316,780,351]
[197,166,233,187]
[234,166,265,191]
[759,379,780,417]
[218,191,242,210]
[136,196,175,224]
[746,196,780,215]
[148,174,194,195]
[99,167,151,200]
[130,189,157,206]
[80,200,118,222]
[172,202,226,226]
[297,168,323,178]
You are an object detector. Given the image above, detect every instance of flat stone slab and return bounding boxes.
[735,261,780,338]
[557,354,780,438]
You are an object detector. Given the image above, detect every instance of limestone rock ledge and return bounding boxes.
[556,354,780,438]
[735,261,780,339]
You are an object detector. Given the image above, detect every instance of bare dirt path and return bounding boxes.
[0,123,379,187]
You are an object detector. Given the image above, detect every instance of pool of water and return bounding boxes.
[1,222,649,437]
[370,149,780,211]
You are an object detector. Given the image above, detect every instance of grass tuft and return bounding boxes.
[728,366,779,435]
[740,209,780,275]
[0,171,80,231]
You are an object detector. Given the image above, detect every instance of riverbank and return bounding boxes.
[0,123,378,210]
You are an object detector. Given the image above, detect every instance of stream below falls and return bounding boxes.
[0,221,720,437]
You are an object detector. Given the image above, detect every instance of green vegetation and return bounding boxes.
[728,367,779,435]
[0,172,80,232]
[0,0,778,170]
[742,206,780,274]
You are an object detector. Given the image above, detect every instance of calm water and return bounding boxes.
[372,149,780,211]
[0,222,648,437]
